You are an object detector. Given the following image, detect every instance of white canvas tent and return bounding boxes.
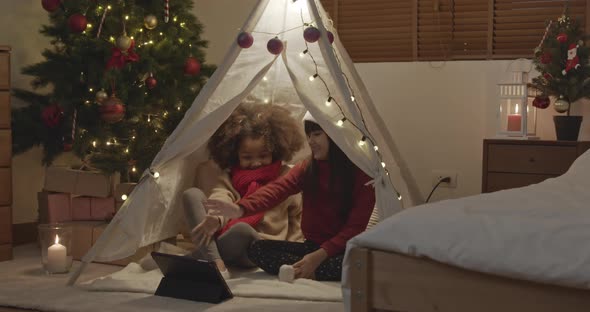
[68,0,421,285]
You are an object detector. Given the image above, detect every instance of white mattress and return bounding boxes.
[342,148,590,308]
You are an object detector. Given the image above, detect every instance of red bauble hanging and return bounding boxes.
[303,26,321,43]
[184,57,201,76]
[327,31,334,44]
[267,38,283,55]
[543,72,553,81]
[99,95,126,123]
[145,75,157,89]
[42,0,61,12]
[41,103,63,128]
[532,95,550,109]
[237,32,254,48]
[68,13,88,33]
[556,33,568,43]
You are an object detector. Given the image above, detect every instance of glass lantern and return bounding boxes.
[497,72,537,138]
[38,223,73,274]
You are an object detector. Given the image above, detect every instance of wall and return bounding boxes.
[1,0,589,223]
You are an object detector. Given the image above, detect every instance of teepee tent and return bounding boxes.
[68,0,421,285]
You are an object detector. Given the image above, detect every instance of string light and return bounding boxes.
[159,32,163,36]
[107,5,112,10]
[299,49,308,57]
[106,141,112,146]
[132,167,137,172]
[381,162,386,168]
[132,136,136,140]
[125,148,129,153]
[86,23,93,28]
[358,136,366,147]
[173,16,178,22]
[309,73,318,81]
[336,118,346,127]
[139,28,143,32]
[109,36,115,42]
[125,15,129,20]
[121,194,128,201]
[163,111,168,117]
[92,141,97,147]
[373,145,379,151]
[263,76,268,81]
[147,115,151,122]
[325,96,333,106]
[89,88,94,92]
[264,99,270,104]
[350,96,355,101]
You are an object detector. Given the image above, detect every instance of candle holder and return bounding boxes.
[38,223,73,274]
[496,71,538,138]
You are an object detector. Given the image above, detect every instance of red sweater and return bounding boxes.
[237,160,375,257]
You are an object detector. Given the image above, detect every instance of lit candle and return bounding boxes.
[507,103,522,132]
[47,234,67,272]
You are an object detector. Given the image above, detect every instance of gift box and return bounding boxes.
[90,197,115,220]
[38,192,71,223]
[71,197,91,221]
[44,167,120,198]
[65,221,105,260]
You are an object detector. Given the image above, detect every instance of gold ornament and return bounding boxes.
[95,89,108,104]
[116,34,132,51]
[144,15,158,30]
[554,97,570,113]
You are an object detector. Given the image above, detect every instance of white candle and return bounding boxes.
[47,234,67,272]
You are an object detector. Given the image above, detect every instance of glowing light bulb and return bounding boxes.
[92,141,97,147]
[87,23,93,28]
[89,88,94,92]
[130,36,134,40]
[173,17,178,22]
[121,194,128,201]
[325,96,333,106]
[147,115,151,122]
[107,5,112,10]
[374,146,379,151]
[299,49,308,57]
[106,141,112,146]
[153,171,160,178]
[125,15,129,20]
[125,148,129,153]
[159,32,163,36]
[263,76,268,81]
[351,96,355,101]
[397,194,402,200]
[132,167,137,172]
[309,74,318,81]
[264,99,270,104]
[381,162,386,168]
[132,136,136,140]
[337,118,346,127]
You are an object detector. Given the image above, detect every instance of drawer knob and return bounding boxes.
[529,157,535,163]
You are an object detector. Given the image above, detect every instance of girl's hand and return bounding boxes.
[190,215,221,248]
[204,199,244,219]
[293,248,328,280]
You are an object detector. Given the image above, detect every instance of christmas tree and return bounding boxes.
[12,0,214,181]
[531,6,590,115]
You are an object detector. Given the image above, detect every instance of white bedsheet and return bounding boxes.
[342,149,590,309]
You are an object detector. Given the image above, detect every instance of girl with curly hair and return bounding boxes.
[205,112,375,281]
[182,103,305,278]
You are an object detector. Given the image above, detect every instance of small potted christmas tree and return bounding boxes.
[531,7,590,141]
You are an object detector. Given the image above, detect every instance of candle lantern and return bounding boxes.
[497,72,537,138]
[38,224,73,274]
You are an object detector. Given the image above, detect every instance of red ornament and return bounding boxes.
[557,33,568,43]
[543,72,553,81]
[327,31,334,44]
[532,96,550,109]
[184,57,201,76]
[68,13,88,33]
[145,76,157,89]
[540,52,552,64]
[99,95,126,123]
[41,104,63,128]
[303,26,321,43]
[42,0,61,12]
[267,38,283,55]
[237,32,254,48]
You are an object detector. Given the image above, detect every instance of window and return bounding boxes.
[319,0,589,62]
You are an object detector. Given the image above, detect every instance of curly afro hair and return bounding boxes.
[207,103,305,169]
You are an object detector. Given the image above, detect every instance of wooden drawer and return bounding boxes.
[0,91,8,129]
[487,144,577,175]
[0,243,12,261]
[0,206,11,244]
[0,168,11,205]
[486,172,556,193]
[0,52,8,90]
[0,130,10,166]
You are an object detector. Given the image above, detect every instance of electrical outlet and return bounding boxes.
[431,170,458,188]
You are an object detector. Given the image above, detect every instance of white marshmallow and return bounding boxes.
[278,264,295,283]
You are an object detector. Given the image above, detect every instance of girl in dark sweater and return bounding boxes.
[205,112,375,281]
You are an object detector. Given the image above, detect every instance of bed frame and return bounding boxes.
[349,247,590,312]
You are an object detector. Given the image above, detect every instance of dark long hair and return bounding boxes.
[304,120,355,220]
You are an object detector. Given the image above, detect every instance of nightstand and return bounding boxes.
[482,139,590,193]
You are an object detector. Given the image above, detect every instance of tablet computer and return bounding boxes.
[151,251,233,303]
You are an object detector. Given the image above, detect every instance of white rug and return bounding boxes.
[0,245,343,312]
[82,262,342,302]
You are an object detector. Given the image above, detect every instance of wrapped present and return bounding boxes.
[44,167,120,198]
[90,197,115,220]
[38,192,71,223]
[71,197,91,221]
[65,221,105,260]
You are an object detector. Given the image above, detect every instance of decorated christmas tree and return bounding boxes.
[531,7,590,115]
[12,0,213,181]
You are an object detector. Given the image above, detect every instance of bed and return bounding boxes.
[343,149,590,312]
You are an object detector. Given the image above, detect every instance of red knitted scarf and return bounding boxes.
[218,161,282,235]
